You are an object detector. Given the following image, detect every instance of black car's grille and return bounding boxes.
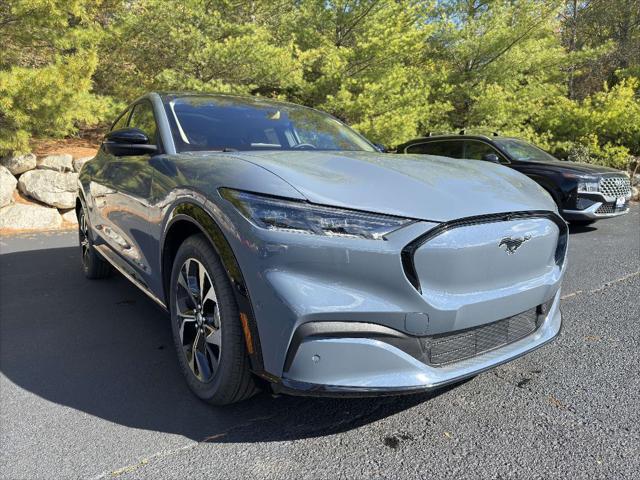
[599,176,631,199]
[596,201,628,214]
[596,203,615,214]
[422,308,540,366]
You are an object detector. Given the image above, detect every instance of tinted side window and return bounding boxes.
[405,141,463,158]
[111,110,131,131]
[464,140,505,162]
[128,102,158,144]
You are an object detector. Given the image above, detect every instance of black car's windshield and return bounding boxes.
[494,138,557,162]
[165,95,375,153]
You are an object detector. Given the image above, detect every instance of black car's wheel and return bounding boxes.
[78,206,111,279]
[169,234,257,405]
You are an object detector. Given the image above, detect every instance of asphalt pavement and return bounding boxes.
[1,206,638,479]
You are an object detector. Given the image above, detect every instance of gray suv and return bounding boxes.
[77,93,567,404]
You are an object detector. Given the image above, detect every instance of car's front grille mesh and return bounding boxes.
[596,203,615,214]
[596,200,628,214]
[422,308,540,366]
[599,176,631,198]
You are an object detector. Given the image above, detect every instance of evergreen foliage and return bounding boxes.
[2,0,638,167]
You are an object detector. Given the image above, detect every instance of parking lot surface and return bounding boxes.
[1,206,638,479]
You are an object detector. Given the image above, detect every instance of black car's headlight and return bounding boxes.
[220,189,413,239]
[576,179,599,193]
[562,173,599,193]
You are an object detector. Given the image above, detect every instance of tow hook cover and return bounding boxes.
[405,312,430,335]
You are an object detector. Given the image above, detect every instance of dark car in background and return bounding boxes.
[396,134,632,225]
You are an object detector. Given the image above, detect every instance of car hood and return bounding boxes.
[231,151,556,222]
[517,159,623,176]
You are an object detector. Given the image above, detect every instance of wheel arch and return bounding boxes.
[160,201,268,377]
[75,189,87,220]
[75,197,83,219]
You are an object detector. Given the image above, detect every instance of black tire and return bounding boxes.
[169,234,258,405]
[79,206,111,279]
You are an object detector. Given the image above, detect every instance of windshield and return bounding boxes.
[165,95,376,153]
[495,138,558,162]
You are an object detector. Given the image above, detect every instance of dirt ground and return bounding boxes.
[31,129,103,159]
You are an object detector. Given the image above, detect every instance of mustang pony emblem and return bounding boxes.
[499,235,532,254]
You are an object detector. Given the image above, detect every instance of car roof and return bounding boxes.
[396,134,523,150]
[152,91,313,111]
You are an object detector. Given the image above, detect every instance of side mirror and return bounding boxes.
[103,128,157,156]
[482,153,501,164]
[374,143,388,153]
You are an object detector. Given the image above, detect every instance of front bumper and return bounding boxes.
[275,289,562,396]
[563,201,630,220]
[562,189,631,221]
[222,199,567,390]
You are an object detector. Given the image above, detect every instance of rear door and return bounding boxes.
[404,140,464,158]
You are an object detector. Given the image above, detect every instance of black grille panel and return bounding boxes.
[401,211,568,293]
[422,308,540,365]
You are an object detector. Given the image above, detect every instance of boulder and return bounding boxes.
[73,156,94,172]
[0,153,36,175]
[61,208,78,224]
[17,170,78,209]
[0,203,63,230]
[631,186,639,202]
[0,166,17,208]
[37,153,74,172]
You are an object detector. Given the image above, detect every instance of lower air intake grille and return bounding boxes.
[423,308,540,366]
[596,203,615,214]
[595,201,628,214]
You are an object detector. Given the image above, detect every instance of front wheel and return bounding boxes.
[169,234,258,405]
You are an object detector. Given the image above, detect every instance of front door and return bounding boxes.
[98,100,161,289]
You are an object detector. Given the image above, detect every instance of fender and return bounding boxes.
[526,173,566,206]
[160,201,270,379]
[75,188,86,216]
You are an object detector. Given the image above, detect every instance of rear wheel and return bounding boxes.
[78,206,111,279]
[169,234,257,405]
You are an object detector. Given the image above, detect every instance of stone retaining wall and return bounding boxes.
[0,152,94,232]
[1,150,639,233]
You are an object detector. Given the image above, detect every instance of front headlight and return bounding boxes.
[576,180,599,193]
[220,189,413,239]
[563,173,599,193]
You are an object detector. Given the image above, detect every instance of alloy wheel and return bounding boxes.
[79,209,90,265]
[175,258,222,382]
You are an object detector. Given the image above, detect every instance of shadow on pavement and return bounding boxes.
[0,246,451,443]
[568,223,598,235]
